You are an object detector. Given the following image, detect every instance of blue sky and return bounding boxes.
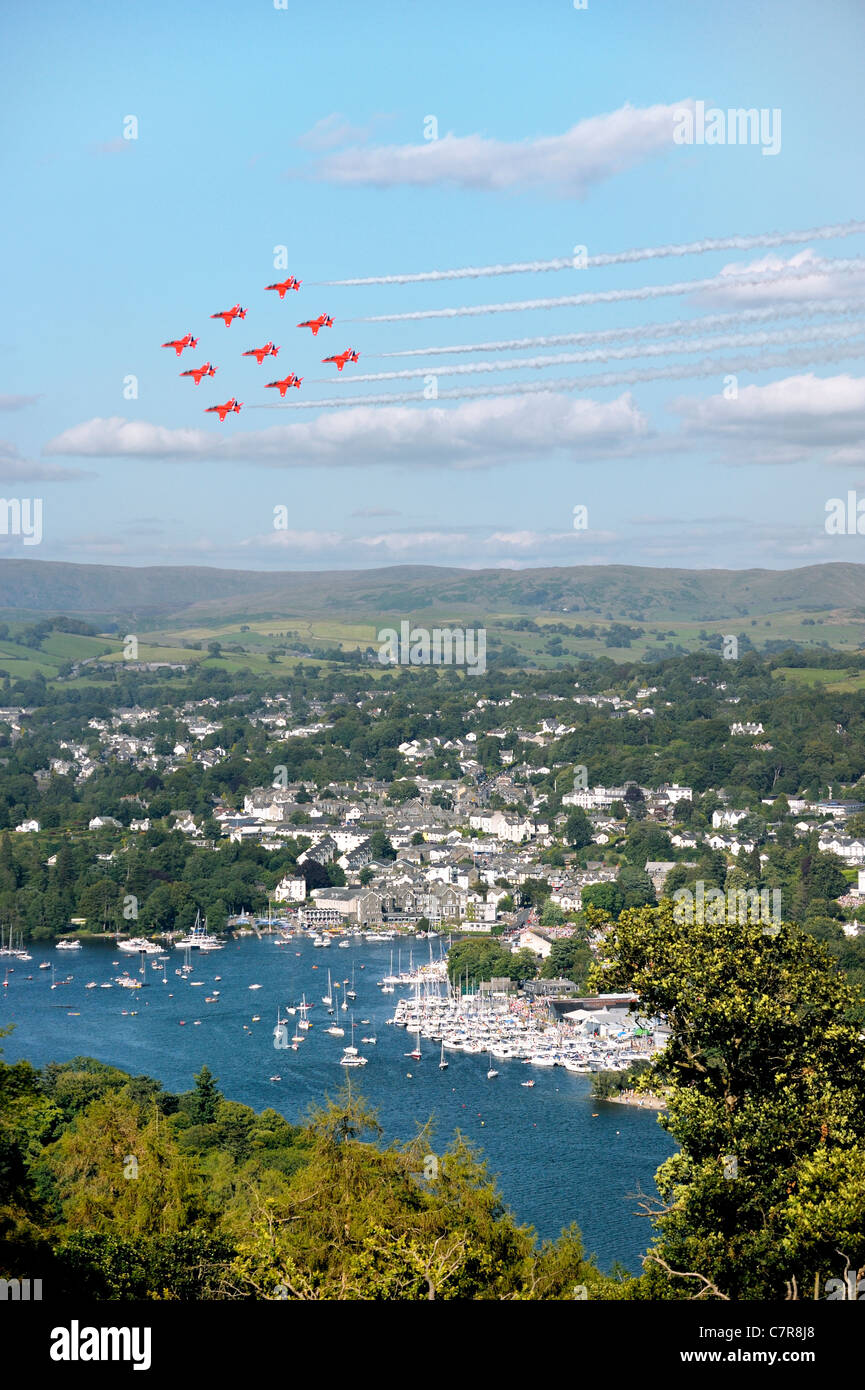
[1,0,864,572]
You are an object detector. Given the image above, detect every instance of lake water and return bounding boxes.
[1,935,675,1273]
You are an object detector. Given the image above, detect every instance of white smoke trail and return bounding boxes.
[247,342,865,410]
[349,258,865,323]
[319,220,865,286]
[326,320,865,383]
[372,299,865,358]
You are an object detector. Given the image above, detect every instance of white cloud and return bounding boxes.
[699,249,865,307]
[44,393,648,469]
[670,372,865,466]
[307,101,695,196]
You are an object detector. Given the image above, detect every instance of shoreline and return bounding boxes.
[605,1089,667,1110]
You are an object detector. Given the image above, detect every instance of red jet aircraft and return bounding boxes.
[205,398,243,421]
[265,373,302,397]
[210,304,247,327]
[297,313,333,337]
[242,341,280,365]
[265,276,302,298]
[322,348,359,372]
[179,362,217,385]
[162,333,198,357]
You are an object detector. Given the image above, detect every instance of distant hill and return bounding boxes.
[2,558,865,625]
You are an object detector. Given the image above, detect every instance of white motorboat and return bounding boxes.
[174,915,222,950]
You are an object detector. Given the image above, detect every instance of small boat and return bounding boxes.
[39,962,51,970]
[270,1075,282,1082]
[439,1041,448,1070]
[487,1053,499,1079]
[361,1035,377,1045]
[340,1018,367,1065]
[251,1015,261,1022]
[249,984,262,990]
[521,1080,535,1088]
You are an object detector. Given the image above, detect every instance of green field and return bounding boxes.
[1,597,863,694]
[772,666,865,693]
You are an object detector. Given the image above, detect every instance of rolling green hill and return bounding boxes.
[3,558,865,627]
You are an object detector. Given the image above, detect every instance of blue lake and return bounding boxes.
[1,936,675,1273]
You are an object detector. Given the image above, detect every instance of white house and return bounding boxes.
[712,808,750,829]
[818,833,865,864]
[706,832,756,857]
[661,784,693,804]
[274,876,307,903]
[515,928,552,959]
[468,810,534,843]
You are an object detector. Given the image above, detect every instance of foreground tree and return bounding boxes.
[227,1088,618,1300]
[588,902,865,1299]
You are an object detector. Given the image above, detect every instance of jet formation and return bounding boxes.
[160,269,358,421]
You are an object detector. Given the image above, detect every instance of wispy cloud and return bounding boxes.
[295,112,390,151]
[351,506,402,518]
[92,138,134,155]
[0,395,41,411]
[0,440,91,482]
[306,101,696,196]
[700,249,865,307]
